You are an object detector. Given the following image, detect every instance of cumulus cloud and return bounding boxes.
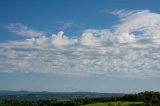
[1,10,160,77]
[51,31,77,46]
[6,23,45,37]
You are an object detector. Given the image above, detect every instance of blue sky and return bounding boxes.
[0,0,160,93]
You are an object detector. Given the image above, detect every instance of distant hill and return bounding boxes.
[0,90,30,96]
[0,91,160,106]
[0,90,124,101]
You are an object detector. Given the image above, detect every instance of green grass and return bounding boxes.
[80,101,144,106]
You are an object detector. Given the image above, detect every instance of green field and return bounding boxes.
[80,101,144,106]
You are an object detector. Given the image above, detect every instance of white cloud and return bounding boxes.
[1,10,160,77]
[80,32,102,47]
[35,36,49,46]
[51,31,77,46]
[57,21,74,30]
[115,10,160,41]
[6,23,45,37]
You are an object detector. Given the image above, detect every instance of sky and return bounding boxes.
[0,0,160,93]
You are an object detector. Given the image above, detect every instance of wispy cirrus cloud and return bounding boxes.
[1,10,160,77]
[6,23,45,37]
[57,21,75,30]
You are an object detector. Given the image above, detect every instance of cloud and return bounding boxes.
[51,31,77,46]
[6,23,45,37]
[57,21,74,30]
[114,10,160,41]
[1,10,160,77]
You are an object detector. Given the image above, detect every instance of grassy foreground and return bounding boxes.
[80,101,144,106]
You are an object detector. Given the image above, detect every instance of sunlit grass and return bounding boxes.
[80,101,144,106]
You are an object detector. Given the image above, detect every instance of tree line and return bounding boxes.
[0,91,160,106]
